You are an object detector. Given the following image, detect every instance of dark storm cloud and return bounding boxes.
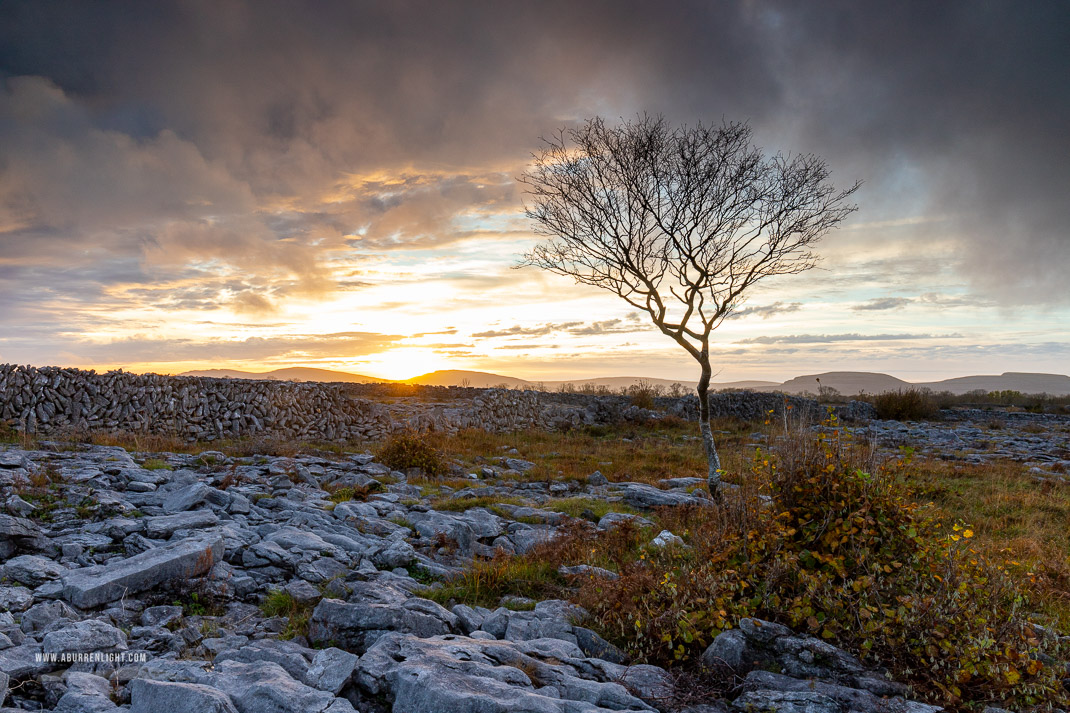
[1,0,1067,314]
[754,1,1070,304]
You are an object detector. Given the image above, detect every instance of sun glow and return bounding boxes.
[359,348,453,381]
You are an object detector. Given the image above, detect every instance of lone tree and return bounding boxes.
[519,116,859,498]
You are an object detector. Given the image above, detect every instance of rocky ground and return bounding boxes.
[855,409,1070,478]
[0,410,1067,712]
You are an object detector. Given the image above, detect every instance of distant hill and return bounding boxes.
[542,376,779,391]
[175,366,1070,396]
[918,372,1070,396]
[179,367,387,383]
[405,370,534,388]
[768,372,913,395]
[766,371,1070,396]
[407,371,777,392]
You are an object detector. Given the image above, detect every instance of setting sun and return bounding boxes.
[358,349,454,381]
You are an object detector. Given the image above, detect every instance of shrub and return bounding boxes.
[564,422,1068,710]
[377,429,446,475]
[871,388,939,420]
[623,381,664,410]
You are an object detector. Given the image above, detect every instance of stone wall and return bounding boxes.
[0,364,869,442]
[0,365,570,441]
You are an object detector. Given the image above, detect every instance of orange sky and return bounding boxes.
[1,2,1068,382]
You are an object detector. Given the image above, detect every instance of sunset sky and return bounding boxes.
[1,1,1068,382]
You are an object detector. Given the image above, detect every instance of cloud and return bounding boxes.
[0,76,337,316]
[471,323,578,338]
[726,302,803,319]
[2,3,1066,306]
[0,328,404,366]
[567,317,645,335]
[471,315,645,339]
[0,0,1068,377]
[738,333,942,345]
[851,297,914,311]
[916,292,993,308]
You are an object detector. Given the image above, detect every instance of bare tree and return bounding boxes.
[518,116,859,499]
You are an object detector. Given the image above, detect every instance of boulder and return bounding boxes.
[163,482,229,513]
[369,538,416,569]
[215,639,314,685]
[597,512,654,530]
[0,642,53,678]
[650,530,685,548]
[308,596,457,654]
[740,670,940,713]
[353,632,658,713]
[52,672,118,713]
[0,513,43,538]
[130,679,238,713]
[306,647,359,695]
[140,605,184,628]
[42,619,127,655]
[20,600,81,633]
[703,619,928,711]
[612,482,703,509]
[204,659,349,713]
[145,510,219,538]
[265,526,343,558]
[61,535,223,608]
[508,526,559,555]
[730,689,841,713]
[0,585,34,612]
[407,511,476,552]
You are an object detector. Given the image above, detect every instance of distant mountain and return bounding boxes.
[179,367,387,383]
[543,376,780,391]
[766,371,1070,396]
[407,370,777,392]
[405,370,534,388]
[768,372,913,395]
[918,372,1070,396]
[710,380,791,391]
[175,366,1070,396]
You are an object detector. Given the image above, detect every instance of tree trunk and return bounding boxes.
[697,350,723,500]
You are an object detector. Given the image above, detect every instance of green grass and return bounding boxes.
[419,556,565,609]
[260,590,313,640]
[543,496,638,519]
[429,494,529,512]
[142,458,173,471]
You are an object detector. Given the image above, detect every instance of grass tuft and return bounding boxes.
[260,590,313,640]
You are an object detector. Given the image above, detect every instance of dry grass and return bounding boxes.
[910,457,1070,628]
[416,417,756,486]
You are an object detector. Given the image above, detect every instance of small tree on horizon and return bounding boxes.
[518,115,859,499]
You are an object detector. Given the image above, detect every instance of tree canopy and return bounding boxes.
[520,115,859,496]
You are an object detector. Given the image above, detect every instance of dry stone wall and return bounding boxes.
[0,364,868,442]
